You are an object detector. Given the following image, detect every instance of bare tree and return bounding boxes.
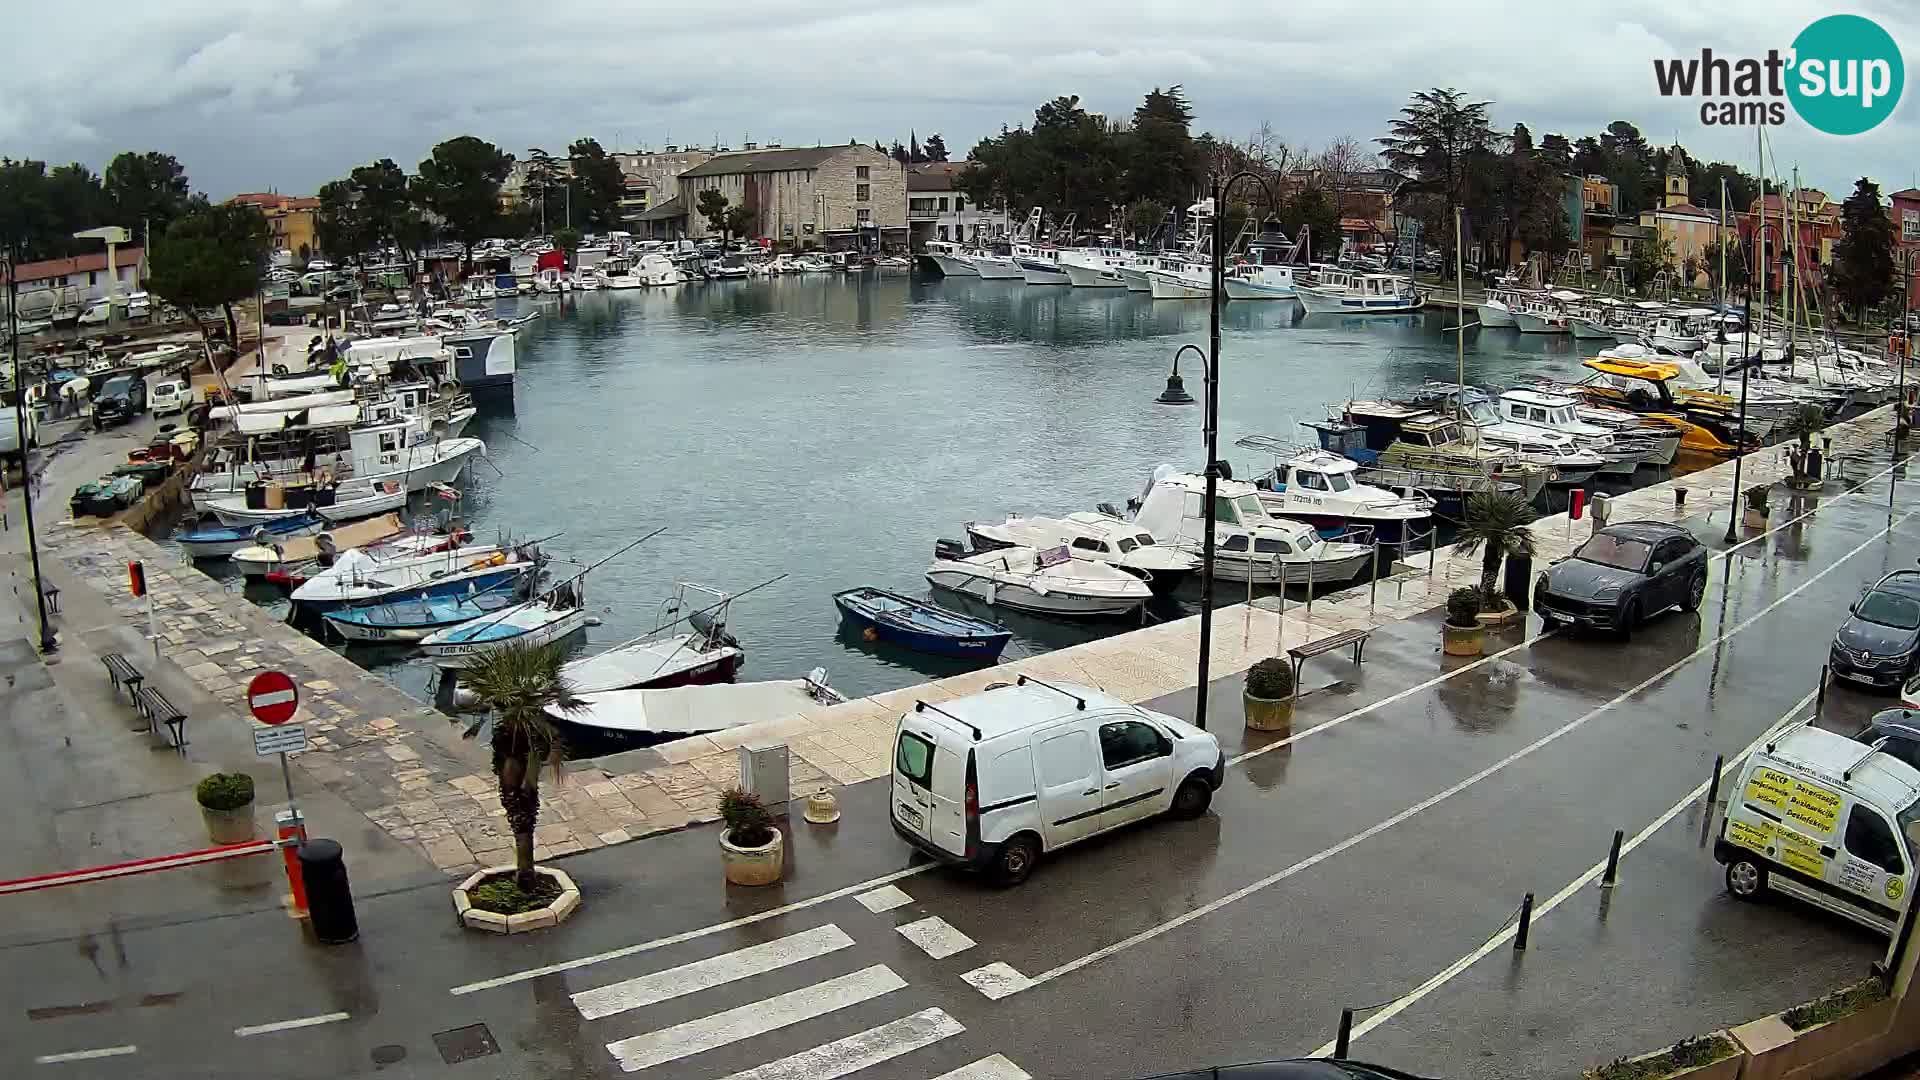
[1314,135,1377,222]
[1242,121,1294,183]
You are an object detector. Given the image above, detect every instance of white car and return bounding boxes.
[149,378,189,418]
[77,300,111,326]
[891,677,1225,884]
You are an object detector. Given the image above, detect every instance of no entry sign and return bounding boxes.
[247,671,300,725]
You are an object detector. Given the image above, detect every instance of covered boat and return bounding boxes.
[542,673,843,744]
[833,587,1012,659]
[321,588,522,643]
[420,580,592,663]
[175,510,325,559]
[925,540,1152,618]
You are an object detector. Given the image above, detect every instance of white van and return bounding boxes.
[149,378,189,418]
[891,677,1225,885]
[1718,723,1920,935]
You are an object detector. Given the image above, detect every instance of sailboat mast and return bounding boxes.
[1756,126,1767,352]
[1718,175,1729,393]
[1454,208,1465,418]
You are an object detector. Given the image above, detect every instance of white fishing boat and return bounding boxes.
[926,540,1151,617]
[1146,261,1213,299]
[1058,248,1130,288]
[420,582,592,663]
[1129,468,1375,585]
[1235,441,1433,545]
[227,513,416,577]
[964,512,1197,594]
[204,479,409,526]
[1223,264,1299,301]
[1016,249,1070,285]
[1294,272,1424,315]
[290,542,536,612]
[546,673,842,739]
[1476,286,1526,329]
[1511,292,1579,334]
[562,583,745,692]
[960,252,1023,279]
[1496,389,1657,475]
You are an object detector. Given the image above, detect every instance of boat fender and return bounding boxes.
[863,627,879,642]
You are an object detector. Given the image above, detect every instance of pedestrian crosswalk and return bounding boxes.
[567,885,1034,1079]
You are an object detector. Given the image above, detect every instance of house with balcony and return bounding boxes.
[906,163,1007,250]
[1893,187,1920,308]
[230,192,320,261]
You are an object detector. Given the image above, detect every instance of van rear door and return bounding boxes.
[893,724,942,851]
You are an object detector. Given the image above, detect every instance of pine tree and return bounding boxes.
[1831,177,1896,326]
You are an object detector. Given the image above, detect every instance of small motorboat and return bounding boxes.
[420,580,593,664]
[230,513,413,579]
[534,671,843,745]
[175,510,325,559]
[291,542,540,613]
[561,583,744,693]
[205,480,408,527]
[964,512,1198,595]
[925,539,1153,618]
[833,587,1012,659]
[321,587,522,643]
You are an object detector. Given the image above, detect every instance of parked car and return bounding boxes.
[77,299,112,326]
[0,404,38,464]
[1829,570,1920,688]
[1135,1062,1437,1080]
[891,677,1224,885]
[91,371,147,429]
[149,378,189,418]
[1856,709,1920,771]
[1534,521,1709,637]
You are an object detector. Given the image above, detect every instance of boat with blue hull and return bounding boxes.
[833,587,1012,660]
[175,510,325,559]
[321,588,523,643]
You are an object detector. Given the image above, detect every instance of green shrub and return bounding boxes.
[1585,1034,1735,1080]
[720,787,775,847]
[468,872,561,915]
[1445,587,1483,628]
[1245,658,1295,700]
[195,772,255,811]
[1783,978,1885,1031]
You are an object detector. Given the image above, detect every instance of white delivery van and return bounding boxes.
[1717,723,1920,935]
[891,676,1225,885]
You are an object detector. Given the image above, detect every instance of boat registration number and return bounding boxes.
[896,802,924,831]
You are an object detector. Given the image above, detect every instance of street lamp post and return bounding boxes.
[6,243,57,653]
[1722,246,1757,544]
[1191,170,1280,733]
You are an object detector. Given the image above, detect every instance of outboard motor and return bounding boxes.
[933,538,968,561]
[315,531,338,568]
[1096,501,1123,519]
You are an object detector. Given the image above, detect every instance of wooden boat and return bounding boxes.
[175,510,325,559]
[420,582,592,663]
[833,586,1012,659]
[321,587,523,643]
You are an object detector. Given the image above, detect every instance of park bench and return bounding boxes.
[1286,628,1373,698]
[102,653,143,702]
[134,685,188,754]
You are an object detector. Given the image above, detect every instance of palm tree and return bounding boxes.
[460,642,585,889]
[1782,403,1826,481]
[1455,491,1537,604]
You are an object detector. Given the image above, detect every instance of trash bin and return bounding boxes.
[1503,552,1534,612]
[297,839,359,944]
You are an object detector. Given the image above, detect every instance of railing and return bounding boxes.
[908,208,943,221]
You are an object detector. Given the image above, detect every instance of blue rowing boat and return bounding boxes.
[833,587,1012,660]
[320,588,521,644]
[175,510,324,559]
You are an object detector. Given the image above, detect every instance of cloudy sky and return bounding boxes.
[1,0,1913,200]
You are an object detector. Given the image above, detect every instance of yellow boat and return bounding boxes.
[1576,356,1754,457]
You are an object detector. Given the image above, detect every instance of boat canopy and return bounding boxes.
[211,389,353,419]
[231,403,361,433]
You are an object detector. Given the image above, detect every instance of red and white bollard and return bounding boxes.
[276,809,309,918]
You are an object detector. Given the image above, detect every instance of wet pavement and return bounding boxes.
[7,450,1918,1079]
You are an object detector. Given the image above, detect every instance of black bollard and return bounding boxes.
[1515,892,1534,951]
[1334,1008,1354,1059]
[297,839,359,944]
[1601,829,1624,889]
[1706,754,1725,809]
[1816,664,1829,720]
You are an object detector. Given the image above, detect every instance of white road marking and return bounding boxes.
[1313,689,1818,1056]
[234,1011,350,1037]
[715,1007,963,1080]
[1012,505,1920,995]
[896,916,975,959]
[573,924,855,1020]
[960,961,1032,1000]
[34,1046,137,1064]
[605,964,906,1073]
[450,865,930,995]
[931,1054,1035,1080]
[855,884,915,913]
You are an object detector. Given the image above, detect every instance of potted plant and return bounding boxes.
[1784,403,1826,487]
[719,787,784,886]
[195,772,256,844]
[1443,587,1485,656]
[1743,484,1770,530]
[1584,1032,1742,1080]
[1243,658,1295,732]
[1455,492,1533,627]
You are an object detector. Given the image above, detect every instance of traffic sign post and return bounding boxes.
[247,671,304,860]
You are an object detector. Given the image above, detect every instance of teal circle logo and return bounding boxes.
[1788,15,1904,135]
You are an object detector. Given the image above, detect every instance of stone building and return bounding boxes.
[906,163,1008,250]
[676,144,907,251]
[612,148,715,225]
[229,192,319,260]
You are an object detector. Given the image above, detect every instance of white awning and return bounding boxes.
[211,390,353,419]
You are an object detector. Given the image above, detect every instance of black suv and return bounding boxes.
[91,371,146,429]
[1830,570,1920,688]
[1534,521,1710,637]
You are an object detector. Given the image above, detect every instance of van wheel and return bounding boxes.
[1725,858,1767,901]
[1171,777,1213,819]
[991,835,1039,887]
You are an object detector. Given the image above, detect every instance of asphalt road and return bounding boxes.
[4,464,1917,1079]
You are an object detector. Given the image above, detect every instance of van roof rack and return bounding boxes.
[915,700,981,741]
[1766,714,1817,755]
[1017,674,1086,710]
[1844,737,1890,781]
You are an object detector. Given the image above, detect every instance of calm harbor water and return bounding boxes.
[228,272,1620,705]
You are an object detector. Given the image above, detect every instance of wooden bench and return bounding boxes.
[134,685,188,753]
[1286,628,1374,697]
[102,653,144,702]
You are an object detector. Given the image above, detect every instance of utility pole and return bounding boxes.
[6,243,57,654]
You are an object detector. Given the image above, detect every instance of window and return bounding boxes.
[1099,721,1169,769]
[896,733,936,789]
[1234,495,1267,522]
[1070,537,1109,553]
[937,226,949,241]
[855,165,870,179]
[1211,495,1240,524]
[1846,805,1905,876]
[1651,538,1690,569]
[1037,730,1094,786]
[1859,589,1920,630]
[1298,472,1329,491]
[1253,537,1293,555]
[1575,533,1653,572]
[1328,473,1352,492]
[1220,535,1249,552]
[857,208,872,223]
[856,183,871,202]
[1115,537,1138,553]
[938,198,949,212]
[378,431,400,454]
[955,197,966,213]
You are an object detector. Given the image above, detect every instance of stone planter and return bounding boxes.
[1243,691,1294,732]
[454,865,581,934]
[1476,599,1522,629]
[1442,622,1485,657]
[721,827,785,886]
[1733,996,1897,1080]
[1585,1032,1743,1080]
[1743,508,1769,531]
[200,803,256,845]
